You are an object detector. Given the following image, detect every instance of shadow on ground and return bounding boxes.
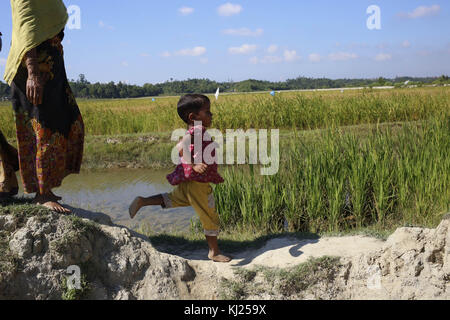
[1,197,321,266]
[68,204,322,267]
[146,232,320,265]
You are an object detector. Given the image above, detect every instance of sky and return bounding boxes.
[0,0,449,85]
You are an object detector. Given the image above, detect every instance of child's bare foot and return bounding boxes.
[208,251,232,263]
[129,197,143,219]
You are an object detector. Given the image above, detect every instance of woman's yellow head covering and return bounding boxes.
[3,0,68,85]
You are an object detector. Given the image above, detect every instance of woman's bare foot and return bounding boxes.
[40,201,71,213]
[34,191,62,202]
[208,250,232,263]
[33,194,71,213]
[48,191,62,201]
[129,197,143,219]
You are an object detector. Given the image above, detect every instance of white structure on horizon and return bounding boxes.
[215,87,220,100]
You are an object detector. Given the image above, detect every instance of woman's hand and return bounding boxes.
[193,163,208,174]
[26,73,44,106]
[25,48,44,106]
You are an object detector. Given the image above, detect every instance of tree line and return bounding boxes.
[0,75,448,100]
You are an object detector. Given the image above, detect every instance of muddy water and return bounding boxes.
[17,169,197,234]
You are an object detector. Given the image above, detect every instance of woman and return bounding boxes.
[3,0,84,212]
[0,130,19,199]
[1,32,19,200]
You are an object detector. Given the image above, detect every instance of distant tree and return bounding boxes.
[78,74,89,85]
[433,75,449,85]
[37,74,445,101]
[377,77,386,86]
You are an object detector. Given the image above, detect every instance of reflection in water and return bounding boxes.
[16,169,197,234]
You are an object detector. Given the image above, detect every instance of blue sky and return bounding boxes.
[1,0,449,85]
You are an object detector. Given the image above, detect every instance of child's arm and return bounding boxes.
[178,134,208,174]
[177,134,193,164]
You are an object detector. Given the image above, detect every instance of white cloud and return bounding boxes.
[328,52,358,61]
[200,58,209,64]
[418,50,432,57]
[284,50,300,62]
[263,56,283,63]
[222,28,263,37]
[402,40,411,48]
[250,56,283,64]
[250,49,300,64]
[179,7,194,16]
[400,5,441,19]
[98,20,115,30]
[218,3,243,16]
[140,53,150,57]
[175,46,207,56]
[161,51,171,58]
[228,44,257,55]
[249,57,259,64]
[375,53,392,62]
[267,45,278,54]
[0,58,6,66]
[308,53,321,63]
[121,61,129,67]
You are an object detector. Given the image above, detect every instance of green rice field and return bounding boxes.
[0,86,449,235]
[0,86,448,138]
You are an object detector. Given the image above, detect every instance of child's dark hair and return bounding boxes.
[177,94,210,124]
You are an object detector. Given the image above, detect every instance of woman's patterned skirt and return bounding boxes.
[10,34,84,195]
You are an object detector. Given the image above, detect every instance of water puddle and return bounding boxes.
[17,169,198,234]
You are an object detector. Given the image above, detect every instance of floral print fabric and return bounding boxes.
[167,125,224,186]
[11,32,84,194]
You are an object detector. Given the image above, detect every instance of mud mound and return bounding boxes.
[1,206,448,300]
[343,214,450,299]
[212,215,450,300]
[0,210,194,300]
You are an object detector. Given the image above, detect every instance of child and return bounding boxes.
[129,94,231,263]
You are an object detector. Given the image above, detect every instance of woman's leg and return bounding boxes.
[13,39,84,213]
[32,190,61,202]
[0,158,19,199]
[30,119,71,213]
[0,131,19,199]
[48,191,62,201]
[15,113,67,211]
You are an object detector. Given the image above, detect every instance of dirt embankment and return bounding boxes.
[1,207,449,300]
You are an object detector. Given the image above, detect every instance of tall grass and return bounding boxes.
[215,116,450,234]
[0,87,448,138]
[0,87,448,235]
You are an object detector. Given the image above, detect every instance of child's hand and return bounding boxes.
[193,163,208,174]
